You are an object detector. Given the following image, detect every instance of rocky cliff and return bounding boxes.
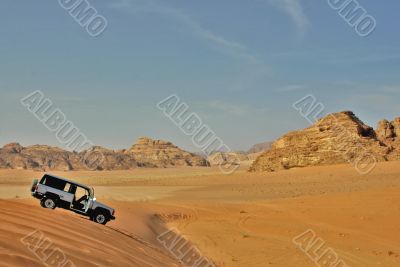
[127,137,208,167]
[250,111,399,172]
[375,118,400,160]
[0,143,83,171]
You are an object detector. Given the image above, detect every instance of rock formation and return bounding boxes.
[247,142,272,154]
[127,137,208,167]
[250,111,399,172]
[375,118,400,160]
[394,118,400,137]
[0,144,83,171]
[207,151,246,166]
[207,150,265,167]
[84,146,138,170]
[0,137,208,171]
[206,140,273,167]
[376,120,395,140]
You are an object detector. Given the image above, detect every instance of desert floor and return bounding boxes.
[1,161,400,267]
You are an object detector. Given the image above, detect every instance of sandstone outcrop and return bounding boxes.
[0,144,82,171]
[250,111,398,172]
[127,137,208,167]
[376,120,395,140]
[375,117,400,160]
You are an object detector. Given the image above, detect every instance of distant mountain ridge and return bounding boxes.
[247,141,272,154]
[0,137,208,171]
[5,111,397,173]
[206,142,272,167]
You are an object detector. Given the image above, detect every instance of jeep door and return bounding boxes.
[70,185,90,212]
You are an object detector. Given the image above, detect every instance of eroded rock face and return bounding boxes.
[128,137,208,167]
[376,120,395,140]
[376,118,400,141]
[0,144,81,171]
[375,117,400,160]
[250,111,397,172]
[393,118,400,137]
[81,146,138,171]
[0,137,208,171]
[2,143,24,153]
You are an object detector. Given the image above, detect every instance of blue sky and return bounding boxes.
[0,0,399,151]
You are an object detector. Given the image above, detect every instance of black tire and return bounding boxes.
[41,197,57,210]
[93,211,109,225]
[30,179,39,193]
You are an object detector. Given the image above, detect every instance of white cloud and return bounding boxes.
[109,0,260,64]
[268,0,309,35]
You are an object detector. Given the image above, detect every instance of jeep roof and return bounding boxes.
[41,174,91,191]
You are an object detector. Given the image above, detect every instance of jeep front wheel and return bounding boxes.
[93,212,108,225]
[41,198,56,209]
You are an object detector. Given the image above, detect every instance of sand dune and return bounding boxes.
[0,200,181,267]
[1,161,400,266]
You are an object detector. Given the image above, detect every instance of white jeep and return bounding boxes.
[31,174,115,225]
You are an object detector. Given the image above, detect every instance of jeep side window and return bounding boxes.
[39,176,46,184]
[64,183,72,193]
[42,175,67,191]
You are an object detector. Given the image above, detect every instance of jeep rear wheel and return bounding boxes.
[93,212,108,225]
[41,198,56,209]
